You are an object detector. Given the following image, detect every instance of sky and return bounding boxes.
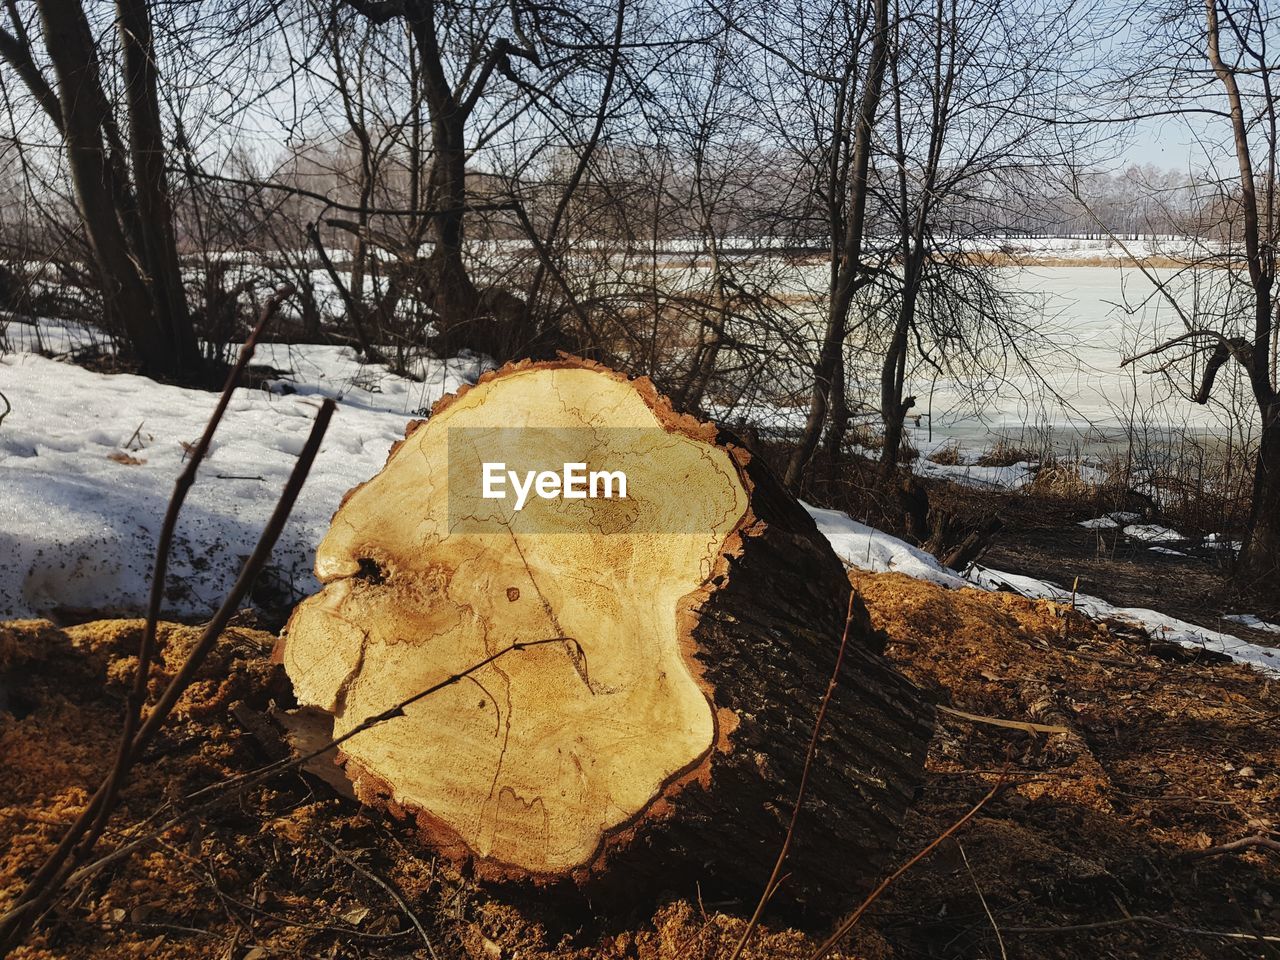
[1119,112,1231,173]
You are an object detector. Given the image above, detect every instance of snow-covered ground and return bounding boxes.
[1078,512,1139,529]
[964,566,1280,673]
[0,336,486,617]
[803,504,970,590]
[1,336,1275,675]
[914,457,1038,490]
[1224,614,1280,635]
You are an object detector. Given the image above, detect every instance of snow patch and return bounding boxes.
[802,503,969,589]
[1224,614,1280,635]
[0,346,483,619]
[915,459,1036,491]
[1078,512,1142,529]
[1122,523,1185,543]
[1203,533,1243,553]
[802,503,1280,676]
[1078,516,1119,529]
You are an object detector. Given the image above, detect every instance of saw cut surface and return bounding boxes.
[283,363,749,874]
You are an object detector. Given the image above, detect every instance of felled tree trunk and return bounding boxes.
[278,357,933,918]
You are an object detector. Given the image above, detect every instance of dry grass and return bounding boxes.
[974,438,1036,468]
[1024,460,1099,499]
[926,442,963,466]
[847,426,918,463]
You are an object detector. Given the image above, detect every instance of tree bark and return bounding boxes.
[1242,406,1280,577]
[879,265,919,470]
[117,0,198,375]
[422,112,481,324]
[36,0,166,371]
[14,0,200,380]
[879,2,952,472]
[1204,0,1280,578]
[402,1,483,338]
[278,358,933,919]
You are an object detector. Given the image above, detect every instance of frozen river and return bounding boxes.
[913,265,1241,450]
[734,262,1258,454]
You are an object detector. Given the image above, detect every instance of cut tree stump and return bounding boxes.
[278,357,933,917]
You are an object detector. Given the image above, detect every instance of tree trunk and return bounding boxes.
[784,0,891,490]
[675,233,728,412]
[31,0,198,380]
[1242,405,1280,577]
[36,0,163,371]
[278,358,933,919]
[409,3,483,344]
[117,0,198,376]
[879,266,920,470]
[1204,0,1280,580]
[424,124,481,334]
[822,351,849,482]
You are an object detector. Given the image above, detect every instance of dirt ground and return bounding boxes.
[1,571,1277,960]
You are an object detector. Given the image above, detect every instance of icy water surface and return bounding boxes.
[712,262,1256,454]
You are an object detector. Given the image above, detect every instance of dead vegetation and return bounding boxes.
[925,442,963,466]
[973,439,1036,468]
[2,564,1277,959]
[856,570,1280,958]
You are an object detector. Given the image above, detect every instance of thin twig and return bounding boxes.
[1003,915,1280,943]
[23,636,579,916]
[98,919,221,939]
[318,838,440,960]
[96,283,297,844]
[189,635,583,807]
[175,166,516,219]
[124,421,144,450]
[0,284,299,945]
[806,775,1007,960]
[936,704,1070,736]
[4,398,334,945]
[0,363,334,954]
[957,840,1006,960]
[1178,833,1280,861]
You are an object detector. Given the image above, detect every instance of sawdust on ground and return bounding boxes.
[1,570,1276,959]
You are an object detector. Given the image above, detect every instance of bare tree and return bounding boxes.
[871,0,1078,469]
[0,0,199,379]
[333,0,543,357]
[1109,0,1280,577]
[782,0,891,489]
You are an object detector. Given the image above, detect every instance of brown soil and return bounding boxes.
[2,579,1277,960]
[853,570,1279,958]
